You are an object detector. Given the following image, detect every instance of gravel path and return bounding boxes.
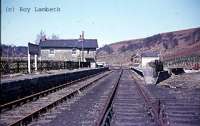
[159,72,200,88]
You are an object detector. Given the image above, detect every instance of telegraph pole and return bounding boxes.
[81,31,84,62]
[78,34,81,68]
[78,31,85,68]
[28,46,31,74]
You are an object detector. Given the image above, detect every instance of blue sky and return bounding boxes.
[1,0,200,47]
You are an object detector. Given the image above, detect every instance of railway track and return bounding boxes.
[163,99,200,126]
[28,69,123,126]
[0,70,107,112]
[96,69,164,126]
[0,70,112,126]
[148,85,200,126]
[1,68,199,126]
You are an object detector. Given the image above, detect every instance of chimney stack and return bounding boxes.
[82,31,84,39]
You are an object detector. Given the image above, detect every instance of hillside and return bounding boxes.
[96,27,200,65]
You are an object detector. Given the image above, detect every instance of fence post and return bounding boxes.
[17,61,20,73]
[34,54,38,71]
[28,52,31,73]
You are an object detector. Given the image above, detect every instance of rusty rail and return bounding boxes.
[95,69,123,126]
[129,70,165,126]
[0,71,108,112]
[5,71,112,126]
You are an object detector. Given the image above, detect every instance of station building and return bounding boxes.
[39,34,98,68]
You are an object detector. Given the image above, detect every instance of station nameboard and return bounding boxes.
[28,43,39,55]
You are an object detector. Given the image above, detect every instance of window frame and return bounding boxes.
[72,48,77,55]
[49,49,55,54]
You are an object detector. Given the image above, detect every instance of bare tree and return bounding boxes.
[35,30,46,44]
[51,34,59,40]
[35,30,60,44]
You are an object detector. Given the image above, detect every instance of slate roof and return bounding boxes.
[39,39,98,49]
[141,51,159,57]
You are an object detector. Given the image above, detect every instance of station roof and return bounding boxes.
[39,39,98,49]
[141,51,159,57]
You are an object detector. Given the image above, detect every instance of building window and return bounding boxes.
[72,48,76,54]
[50,49,55,54]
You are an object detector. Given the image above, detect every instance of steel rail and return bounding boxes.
[0,70,108,112]
[129,70,165,126]
[7,71,112,126]
[95,69,123,126]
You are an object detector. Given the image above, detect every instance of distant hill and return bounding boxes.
[1,27,200,63]
[97,27,200,65]
[1,44,28,58]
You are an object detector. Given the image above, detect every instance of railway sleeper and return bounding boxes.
[7,84,91,126]
[144,101,167,126]
[1,71,106,113]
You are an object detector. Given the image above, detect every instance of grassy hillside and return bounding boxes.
[97,27,200,65]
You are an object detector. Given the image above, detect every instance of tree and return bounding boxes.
[35,30,46,44]
[51,34,59,40]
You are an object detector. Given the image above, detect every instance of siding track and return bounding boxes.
[0,71,111,126]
